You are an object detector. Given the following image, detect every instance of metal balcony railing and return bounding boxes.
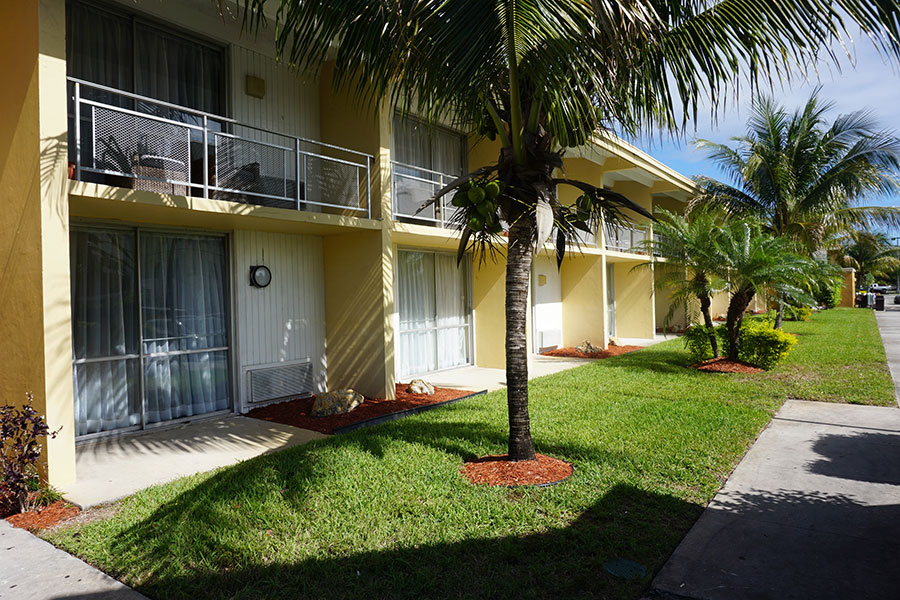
[604,223,649,254]
[391,161,459,227]
[68,77,373,217]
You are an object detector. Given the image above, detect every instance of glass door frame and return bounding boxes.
[71,221,235,442]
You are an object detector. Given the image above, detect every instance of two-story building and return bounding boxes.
[1,0,696,488]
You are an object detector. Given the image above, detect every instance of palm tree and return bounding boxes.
[634,207,727,356]
[692,91,900,325]
[233,1,900,461]
[715,222,818,360]
[837,230,900,287]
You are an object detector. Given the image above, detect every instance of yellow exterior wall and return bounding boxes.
[840,268,856,308]
[612,260,655,339]
[322,229,394,399]
[655,288,687,332]
[560,255,606,347]
[472,257,506,369]
[0,0,75,486]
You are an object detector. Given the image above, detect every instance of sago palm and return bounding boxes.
[233,0,900,461]
[715,222,818,360]
[634,207,727,356]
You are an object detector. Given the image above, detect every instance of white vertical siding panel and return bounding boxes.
[233,230,326,410]
[230,45,320,141]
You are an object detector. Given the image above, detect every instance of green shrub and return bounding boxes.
[682,324,717,362]
[784,304,813,321]
[737,320,798,369]
[814,282,842,309]
[713,316,798,369]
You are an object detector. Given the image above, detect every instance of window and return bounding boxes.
[396,250,472,377]
[70,226,231,437]
[391,115,467,223]
[66,0,227,116]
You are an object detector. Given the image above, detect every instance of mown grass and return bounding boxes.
[44,308,893,599]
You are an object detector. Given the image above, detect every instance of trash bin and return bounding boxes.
[875,295,885,311]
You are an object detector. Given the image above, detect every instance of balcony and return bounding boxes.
[68,78,373,217]
[391,161,458,227]
[604,223,649,254]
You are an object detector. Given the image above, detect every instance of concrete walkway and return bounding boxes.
[66,415,325,508]
[0,519,147,599]
[875,299,900,404]
[651,322,900,600]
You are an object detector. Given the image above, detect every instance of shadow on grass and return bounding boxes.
[581,348,696,376]
[103,480,699,600]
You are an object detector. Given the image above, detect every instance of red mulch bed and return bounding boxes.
[461,453,574,487]
[542,345,642,359]
[691,357,764,374]
[247,383,476,435]
[5,501,80,532]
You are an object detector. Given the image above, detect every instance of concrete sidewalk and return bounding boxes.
[875,302,900,406]
[650,399,900,599]
[0,519,147,599]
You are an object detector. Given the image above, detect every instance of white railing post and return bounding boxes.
[365,154,371,219]
[202,115,209,198]
[74,81,82,181]
[295,138,302,211]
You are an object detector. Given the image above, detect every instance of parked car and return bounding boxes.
[893,294,900,305]
[868,284,894,294]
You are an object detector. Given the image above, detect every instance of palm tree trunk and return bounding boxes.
[699,293,719,357]
[506,219,536,461]
[774,300,784,330]
[726,287,755,361]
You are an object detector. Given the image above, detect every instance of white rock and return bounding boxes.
[406,379,435,395]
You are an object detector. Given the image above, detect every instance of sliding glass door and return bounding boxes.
[397,250,471,378]
[71,226,230,437]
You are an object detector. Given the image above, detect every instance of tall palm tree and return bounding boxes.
[233,0,900,461]
[634,207,727,356]
[837,230,900,287]
[692,91,900,324]
[715,222,818,359]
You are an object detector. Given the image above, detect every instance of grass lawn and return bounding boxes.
[45,308,893,599]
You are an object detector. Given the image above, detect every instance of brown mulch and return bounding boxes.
[691,357,764,374]
[246,383,476,435]
[461,453,574,487]
[541,345,642,359]
[5,501,81,533]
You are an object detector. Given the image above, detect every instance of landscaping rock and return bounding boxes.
[311,389,363,417]
[608,336,620,347]
[575,340,603,354]
[406,378,435,395]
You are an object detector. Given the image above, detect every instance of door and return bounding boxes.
[607,264,616,337]
[532,255,563,353]
[397,250,472,377]
[71,226,231,437]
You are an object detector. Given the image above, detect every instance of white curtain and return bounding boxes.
[397,251,470,377]
[70,229,141,436]
[140,233,229,424]
[435,254,469,369]
[398,252,436,376]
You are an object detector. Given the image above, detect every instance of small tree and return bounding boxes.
[0,394,59,515]
[715,223,818,360]
[634,207,727,356]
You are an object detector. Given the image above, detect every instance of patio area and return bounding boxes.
[64,416,325,508]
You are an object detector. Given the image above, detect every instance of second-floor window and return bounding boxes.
[391,115,466,223]
[66,0,226,116]
[392,115,466,177]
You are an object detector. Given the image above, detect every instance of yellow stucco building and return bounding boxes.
[1,0,697,486]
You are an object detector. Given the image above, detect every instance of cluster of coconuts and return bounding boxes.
[450,180,505,234]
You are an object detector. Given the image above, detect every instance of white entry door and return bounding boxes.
[532,255,563,353]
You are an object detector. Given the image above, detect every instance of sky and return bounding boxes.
[628,32,900,236]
